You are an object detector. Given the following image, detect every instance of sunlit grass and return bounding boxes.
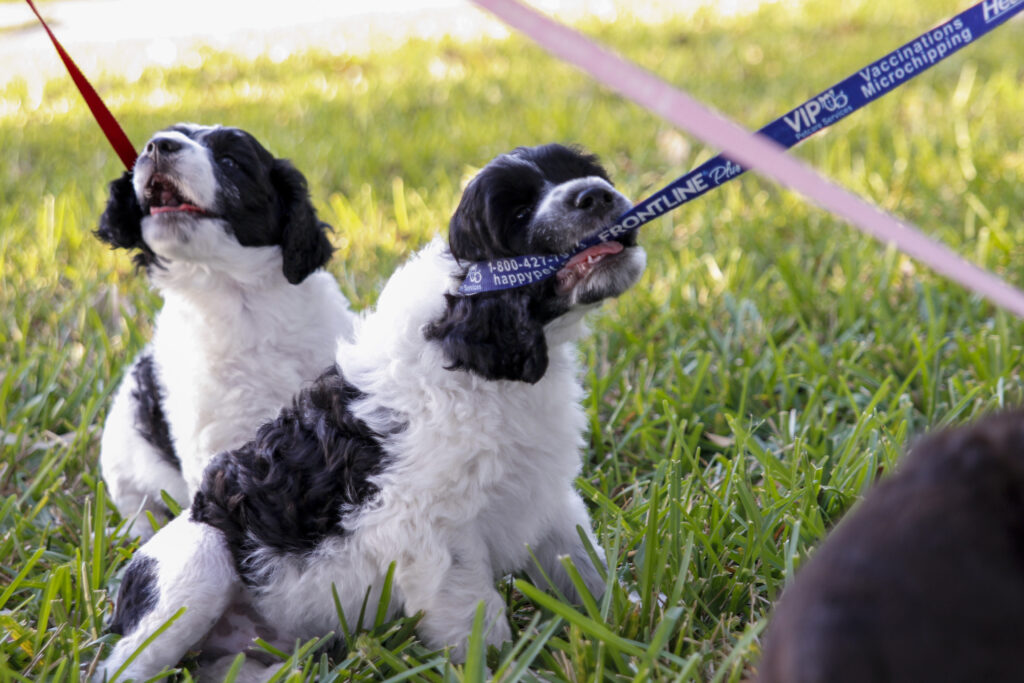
[2,0,1023,679]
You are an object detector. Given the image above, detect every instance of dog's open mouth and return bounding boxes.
[145,174,208,216]
[555,241,625,294]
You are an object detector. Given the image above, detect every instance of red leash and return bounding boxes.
[26,0,137,169]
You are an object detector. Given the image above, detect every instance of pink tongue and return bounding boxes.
[565,241,623,268]
[151,204,206,215]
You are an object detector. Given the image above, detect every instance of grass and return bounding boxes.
[2,0,1023,679]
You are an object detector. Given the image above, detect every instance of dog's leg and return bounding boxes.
[526,490,607,603]
[96,513,238,682]
[397,529,511,662]
[195,655,279,683]
[101,356,189,541]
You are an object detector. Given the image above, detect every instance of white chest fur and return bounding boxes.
[152,267,352,494]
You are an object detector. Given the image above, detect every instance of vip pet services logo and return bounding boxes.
[468,268,483,284]
[783,88,850,133]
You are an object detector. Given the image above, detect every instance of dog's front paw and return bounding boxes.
[448,615,511,663]
[485,611,512,648]
[421,595,512,664]
[92,649,148,683]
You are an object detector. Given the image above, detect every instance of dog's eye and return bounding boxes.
[513,206,532,224]
[219,155,238,169]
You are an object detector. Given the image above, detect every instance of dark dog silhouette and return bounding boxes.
[759,411,1024,683]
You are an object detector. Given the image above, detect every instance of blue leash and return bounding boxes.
[460,0,1024,295]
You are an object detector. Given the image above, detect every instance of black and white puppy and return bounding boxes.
[97,124,353,540]
[96,144,646,681]
[758,411,1024,683]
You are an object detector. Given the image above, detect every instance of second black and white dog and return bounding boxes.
[97,144,646,681]
[97,124,354,539]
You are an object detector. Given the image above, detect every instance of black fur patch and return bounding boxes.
[130,354,179,470]
[95,170,157,270]
[180,126,334,284]
[191,366,390,582]
[109,555,160,636]
[424,291,551,383]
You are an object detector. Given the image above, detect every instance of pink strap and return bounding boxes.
[472,0,1024,318]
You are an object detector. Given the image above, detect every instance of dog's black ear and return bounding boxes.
[425,291,548,383]
[95,171,155,269]
[271,158,334,285]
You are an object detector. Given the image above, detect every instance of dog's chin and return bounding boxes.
[557,244,646,306]
[141,212,220,259]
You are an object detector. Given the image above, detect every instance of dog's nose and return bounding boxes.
[573,185,615,211]
[145,137,183,156]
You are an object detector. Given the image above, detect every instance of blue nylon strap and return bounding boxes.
[459,0,1024,295]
